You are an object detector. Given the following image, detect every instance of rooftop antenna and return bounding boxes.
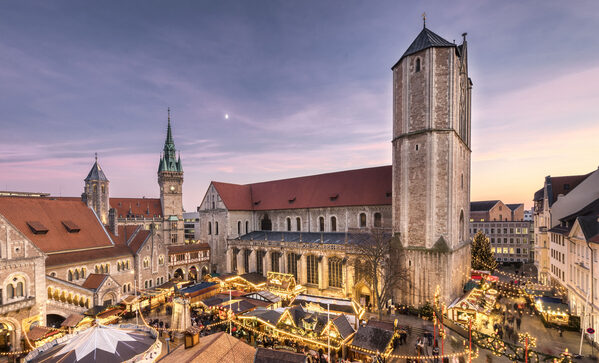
[422,12,426,28]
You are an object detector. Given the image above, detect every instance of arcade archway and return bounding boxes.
[188,266,198,282]
[46,314,66,329]
[173,268,185,279]
[201,266,209,280]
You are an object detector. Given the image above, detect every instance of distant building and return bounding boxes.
[533,167,599,346]
[524,208,533,222]
[183,212,201,244]
[470,200,534,264]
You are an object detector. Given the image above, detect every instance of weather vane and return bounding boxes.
[422,12,426,28]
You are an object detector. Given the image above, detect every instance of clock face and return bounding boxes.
[170,185,175,192]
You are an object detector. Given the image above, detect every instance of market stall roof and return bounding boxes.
[61,314,85,328]
[239,272,267,286]
[240,308,283,326]
[27,326,60,341]
[243,290,281,304]
[535,296,569,313]
[180,281,218,295]
[163,331,255,363]
[332,314,356,339]
[201,294,233,307]
[121,295,137,305]
[254,347,307,363]
[365,319,393,332]
[350,325,394,354]
[291,294,362,316]
[26,324,156,363]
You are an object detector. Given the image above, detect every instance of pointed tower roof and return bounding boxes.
[158,108,183,173]
[85,153,109,182]
[392,27,455,69]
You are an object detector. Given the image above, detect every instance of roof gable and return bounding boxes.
[470,200,500,212]
[82,273,108,290]
[0,197,114,253]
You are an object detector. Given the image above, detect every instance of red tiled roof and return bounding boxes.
[45,246,132,267]
[82,273,107,290]
[110,197,162,219]
[0,197,113,253]
[212,165,392,211]
[110,225,141,245]
[168,243,210,255]
[128,229,151,253]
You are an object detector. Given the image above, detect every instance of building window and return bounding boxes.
[215,222,219,235]
[359,213,366,228]
[208,222,212,235]
[288,253,299,280]
[68,270,73,281]
[319,217,325,232]
[261,214,272,231]
[238,221,241,235]
[74,269,79,280]
[286,218,291,232]
[16,282,23,297]
[374,213,382,228]
[328,257,342,288]
[171,234,177,243]
[7,284,14,299]
[415,58,421,72]
[171,221,177,231]
[459,210,464,241]
[143,257,150,269]
[271,252,280,272]
[232,249,238,272]
[330,216,337,232]
[306,255,318,285]
[296,217,301,231]
[245,221,249,234]
[158,255,164,266]
[256,250,266,275]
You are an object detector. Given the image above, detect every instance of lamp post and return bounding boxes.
[327,303,330,363]
[131,270,138,326]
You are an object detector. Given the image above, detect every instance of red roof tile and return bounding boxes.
[110,225,141,245]
[82,273,107,290]
[110,197,162,219]
[212,165,392,211]
[128,229,151,253]
[45,246,132,267]
[549,174,591,204]
[0,197,113,253]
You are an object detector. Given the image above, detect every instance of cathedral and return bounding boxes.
[201,24,473,307]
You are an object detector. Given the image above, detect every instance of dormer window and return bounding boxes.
[27,221,48,234]
[62,220,80,233]
[288,197,296,203]
[329,194,339,201]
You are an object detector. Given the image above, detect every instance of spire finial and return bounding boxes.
[422,12,426,28]
[95,152,98,162]
[167,107,171,124]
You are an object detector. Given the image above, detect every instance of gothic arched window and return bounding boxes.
[245,221,249,234]
[215,222,219,235]
[459,210,465,242]
[238,221,241,235]
[359,213,367,228]
[286,217,291,231]
[319,217,325,232]
[306,255,318,285]
[16,282,23,297]
[330,216,337,232]
[296,217,301,231]
[328,257,343,288]
[260,214,272,231]
[208,222,212,235]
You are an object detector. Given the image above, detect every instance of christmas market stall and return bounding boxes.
[534,296,570,325]
[290,294,364,323]
[26,326,63,349]
[25,324,161,363]
[242,290,283,309]
[347,325,396,362]
[447,286,498,326]
[179,281,219,305]
[266,272,306,301]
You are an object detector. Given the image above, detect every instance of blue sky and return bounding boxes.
[1,0,598,211]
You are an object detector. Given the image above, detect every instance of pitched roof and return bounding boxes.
[84,160,108,182]
[254,347,307,363]
[128,228,151,253]
[211,165,392,211]
[547,173,591,206]
[392,27,455,69]
[351,325,394,353]
[577,215,599,242]
[242,308,283,326]
[506,203,523,211]
[45,245,132,267]
[333,314,355,339]
[82,273,108,290]
[0,197,113,253]
[110,197,162,219]
[470,200,500,212]
[164,331,255,363]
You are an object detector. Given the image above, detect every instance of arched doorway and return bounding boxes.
[188,266,198,282]
[174,268,185,279]
[260,214,272,231]
[46,314,66,328]
[102,292,117,306]
[201,266,209,280]
[354,283,372,310]
[0,322,14,352]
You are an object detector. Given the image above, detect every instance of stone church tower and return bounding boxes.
[158,108,184,245]
[83,154,110,224]
[392,24,472,306]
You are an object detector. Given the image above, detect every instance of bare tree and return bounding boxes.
[350,228,408,320]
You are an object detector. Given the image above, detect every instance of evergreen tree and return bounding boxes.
[471,231,498,271]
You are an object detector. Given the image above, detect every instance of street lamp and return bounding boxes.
[130,270,138,326]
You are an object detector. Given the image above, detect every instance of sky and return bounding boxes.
[1,0,598,211]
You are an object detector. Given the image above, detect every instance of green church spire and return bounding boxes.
[158,108,183,173]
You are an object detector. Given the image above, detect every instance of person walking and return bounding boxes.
[516,317,521,330]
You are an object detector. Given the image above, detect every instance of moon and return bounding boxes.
[225,114,229,119]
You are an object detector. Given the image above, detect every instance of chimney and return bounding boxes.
[109,208,118,236]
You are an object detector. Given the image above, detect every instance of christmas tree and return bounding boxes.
[471,231,498,271]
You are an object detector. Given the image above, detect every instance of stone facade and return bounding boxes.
[0,214,46,352]
[391,30,472,305]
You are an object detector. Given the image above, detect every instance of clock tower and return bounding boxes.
[158,108,184,245]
